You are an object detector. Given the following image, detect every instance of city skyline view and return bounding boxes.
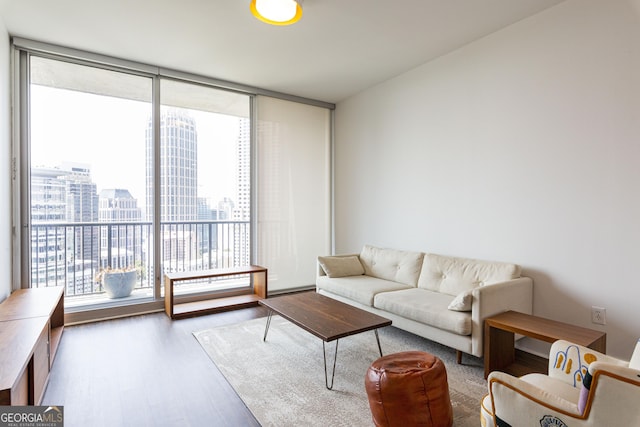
[30,84,244,211]
[29,76,252,300]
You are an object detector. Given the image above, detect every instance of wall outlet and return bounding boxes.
[591,306,606,325]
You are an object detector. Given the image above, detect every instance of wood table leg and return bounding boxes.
[484,322,515,378]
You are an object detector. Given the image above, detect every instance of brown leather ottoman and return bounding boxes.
[365,351,453,427]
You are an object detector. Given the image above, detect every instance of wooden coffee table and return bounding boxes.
[484,310,606,378]
[259,291,392,390]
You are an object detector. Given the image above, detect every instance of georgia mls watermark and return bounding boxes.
[0,406,63,427]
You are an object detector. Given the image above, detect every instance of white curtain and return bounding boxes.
[256,96,331,292]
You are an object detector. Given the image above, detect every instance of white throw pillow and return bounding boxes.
[318,256,365,278]
[447,289,473,311]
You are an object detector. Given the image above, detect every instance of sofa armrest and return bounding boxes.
[470,276,533,357]
[316,253,360,277]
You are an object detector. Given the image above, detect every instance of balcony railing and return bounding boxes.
[30,220,251,298]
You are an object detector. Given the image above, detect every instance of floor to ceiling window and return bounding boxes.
[23,53,252,311]
[157,79,251,297]
[14,39,333,317]
[28,56,154,308]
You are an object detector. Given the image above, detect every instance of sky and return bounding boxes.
[30,85,241,211]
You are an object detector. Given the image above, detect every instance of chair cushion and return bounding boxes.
[520,373,581,404]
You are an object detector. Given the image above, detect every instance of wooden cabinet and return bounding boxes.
[0,287,64,405]
[32,325,50,405]
[165,265,267,319]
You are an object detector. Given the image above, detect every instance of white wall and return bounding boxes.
[0,17,10,302]
[334,0,640,359]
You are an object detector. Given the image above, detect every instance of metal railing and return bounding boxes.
[30,220,251,298]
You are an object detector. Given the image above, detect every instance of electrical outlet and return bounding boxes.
[591,306,606,325]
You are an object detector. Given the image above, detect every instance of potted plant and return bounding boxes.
[96,266,138,299]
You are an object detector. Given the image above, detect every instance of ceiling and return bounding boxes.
[0,0,565,104]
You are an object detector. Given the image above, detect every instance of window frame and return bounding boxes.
[11,38,335,323]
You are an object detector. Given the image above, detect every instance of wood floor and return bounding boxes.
[43,306,270,427]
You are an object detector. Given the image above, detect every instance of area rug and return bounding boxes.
[193,316,486,426]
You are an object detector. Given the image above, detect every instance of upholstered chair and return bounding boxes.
[480,339,640,426]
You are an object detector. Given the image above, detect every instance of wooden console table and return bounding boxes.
[0,286,64,405]
[484,310,606,378]
[165,265,267,319]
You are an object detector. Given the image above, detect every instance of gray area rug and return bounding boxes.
[194,316,486,426]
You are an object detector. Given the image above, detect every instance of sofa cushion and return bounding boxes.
[373,288,472,335]
[316,275,413,307]
[359,245,424,287]
[520,373,581,405]
[417,253,521,296]
[318,255,364,278]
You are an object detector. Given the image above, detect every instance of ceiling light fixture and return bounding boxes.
[250,0,303,26]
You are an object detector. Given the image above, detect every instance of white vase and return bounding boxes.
[102,270,136,298]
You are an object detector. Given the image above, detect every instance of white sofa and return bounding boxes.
[316,245,533,359]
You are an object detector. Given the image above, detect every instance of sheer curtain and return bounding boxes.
[256,96,331,292]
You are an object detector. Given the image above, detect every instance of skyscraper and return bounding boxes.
[98,189,143,269]
[234,118,250,221]
[31,163,99,294]
[145,109,199,268]
[233,118,251,266]
[145,109,198,223]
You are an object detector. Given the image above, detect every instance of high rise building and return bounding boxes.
[31,166,69,289]
[61,163,100,277]
[145,109,198,222]
[145,109,199,268]
[31,167,67,224]
[99,189,142,222]
[218,197,234,220]
[197,196,218,258]
[31,163,99,295]
[63,162,99,224]
[234,118,250,221]
[98,189,143,269]
[233,118,250,266]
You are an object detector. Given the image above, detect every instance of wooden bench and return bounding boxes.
[164,265,267,319]
[0,286,64,405]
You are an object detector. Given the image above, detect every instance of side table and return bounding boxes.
[484,310,606,378]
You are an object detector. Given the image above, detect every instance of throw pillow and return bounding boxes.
[318,256,365,278]
[447,289,473,311]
